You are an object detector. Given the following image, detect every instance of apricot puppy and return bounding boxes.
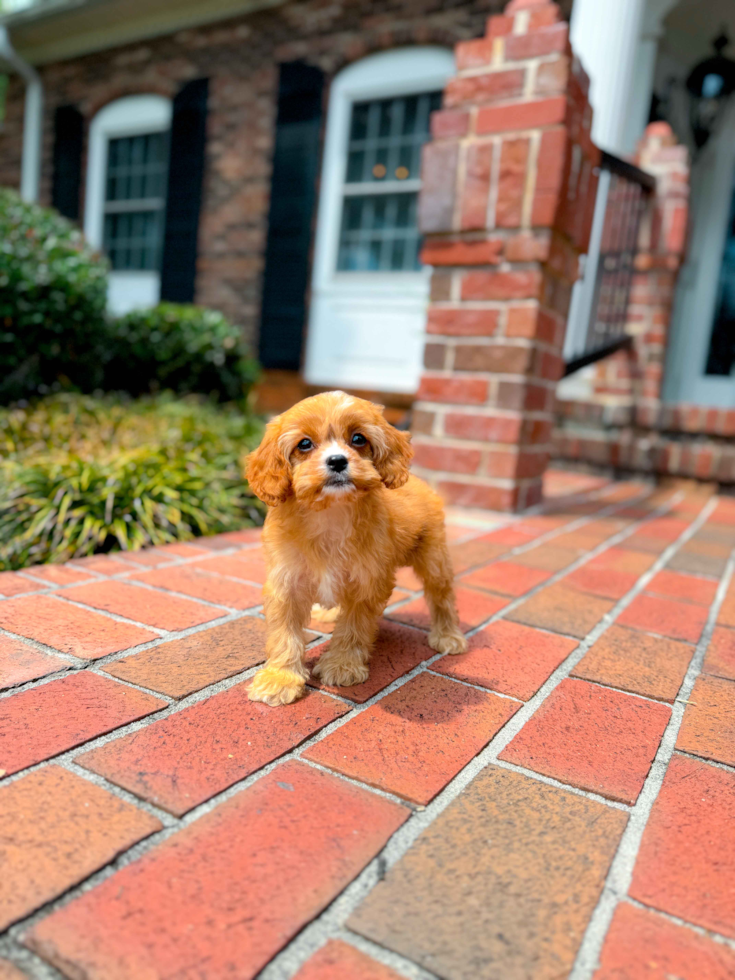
[245,391,467,706]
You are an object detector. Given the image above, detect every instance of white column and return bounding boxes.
[0,26,43,202]
[570,0,648,154]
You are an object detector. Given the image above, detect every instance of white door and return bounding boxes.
[304,47,455,393]
[85,95,172,315]
[664,103,735,407]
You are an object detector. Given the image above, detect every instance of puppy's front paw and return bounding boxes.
[313,654,369,688]
[429,629,468,655]
[248,667,306,706]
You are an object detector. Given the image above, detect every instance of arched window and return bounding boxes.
[84,94,172,314]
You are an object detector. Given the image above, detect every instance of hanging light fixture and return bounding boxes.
[685,29,735,149]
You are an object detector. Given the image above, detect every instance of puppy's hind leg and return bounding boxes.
[313,591,387,687]
[412,527,468,655]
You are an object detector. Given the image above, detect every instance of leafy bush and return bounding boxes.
[0,189,109,402]
[0,394,265,569]
[104,303,260,401]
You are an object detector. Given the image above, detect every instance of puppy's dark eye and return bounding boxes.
[351,433,367,447]
[297,438,313,451]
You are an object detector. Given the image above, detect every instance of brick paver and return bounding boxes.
[594,902,735,980]
[306,620,435,702]
[587,546,657,575]
[630,754,735,938]
[102,616,267,696]
[62,580,223,630]
[447,537,508,572]
[703,625,735,680]
[646,569,718,605]
[676,674,735,767]
[668,540,728,577]
[293,941,403,980]
[77,684,348,814]
[0,572,44,597]
[0,672,165,775]
[0,960,27,980]
[387,584,507,632]
[0,594,157,659]
[21,564,94,586]
[507,581,616,638]
[481,523,539,547]
[500,678,671,803]
[0,766,160,930]
[461,559,552,596]
[393,566,422,590]
[513,542,582,571]
[432,619,577,699]
[572,625,693,702]
[350,766,627,980]
[0,635,67,690]
[129,564,263,609]
[565,564,639,600]
[197,550,268,583]
[618,593,709,643]
[717,579,735,627]
[1,475,733,980]
[69,555,139,575]
[27,762,408,979]
[304,672,519,804]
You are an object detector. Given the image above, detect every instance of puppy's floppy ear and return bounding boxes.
[371,413,413,490]
[245,417,292,506]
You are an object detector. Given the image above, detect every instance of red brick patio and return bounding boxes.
[1,470,735,979]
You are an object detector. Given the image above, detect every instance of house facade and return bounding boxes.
[0,0,733,507]
[0,0,550,390]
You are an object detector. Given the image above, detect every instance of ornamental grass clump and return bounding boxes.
[0,394,265,569]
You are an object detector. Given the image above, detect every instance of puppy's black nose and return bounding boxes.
[327,454,348,473]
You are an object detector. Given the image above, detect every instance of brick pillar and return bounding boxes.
[590,122,690,422]
[632,122,690,424]
[411,0,599,512]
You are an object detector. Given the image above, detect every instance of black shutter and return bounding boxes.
[160,78,209,303]
[52,105,83,221]
[258,62,324,370]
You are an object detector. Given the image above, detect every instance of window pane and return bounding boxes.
[350,102,369,141]
[345,91,439,186]
[347,150,365,183]
[338,90,439,273]
[103,131,168,271]
[337,192,422,272]
[402,95,418,136]
[103,210,163,271]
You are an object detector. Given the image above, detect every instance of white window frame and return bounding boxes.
[311,47,455,289]
[305,47,455,392]
[84,94,172,315]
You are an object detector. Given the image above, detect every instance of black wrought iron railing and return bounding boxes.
[563,151,656,376]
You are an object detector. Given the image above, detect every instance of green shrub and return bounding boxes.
[0,189,109,402]
[105,303,260,401]
[0,393,265,569]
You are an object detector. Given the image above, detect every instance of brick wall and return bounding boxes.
[410,0,599,512]
[1,0,583,349]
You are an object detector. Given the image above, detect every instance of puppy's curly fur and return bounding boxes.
[245,391,467,706]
